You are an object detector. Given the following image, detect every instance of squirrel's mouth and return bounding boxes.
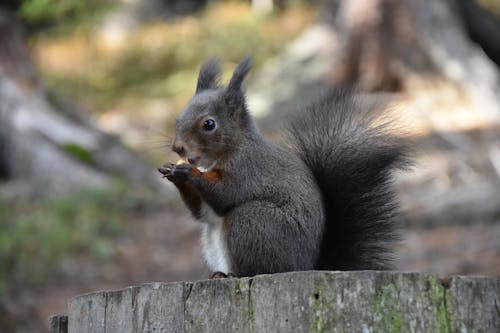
[186,156,217,173]
[196,160,217,173]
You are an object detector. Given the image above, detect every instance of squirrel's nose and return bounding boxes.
[172,142,186,157]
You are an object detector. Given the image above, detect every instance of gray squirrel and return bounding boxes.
[158,57,410,278]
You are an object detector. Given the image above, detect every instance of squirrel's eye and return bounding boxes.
[202,118,216,131]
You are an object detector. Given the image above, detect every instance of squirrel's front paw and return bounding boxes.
[158,163,192,183]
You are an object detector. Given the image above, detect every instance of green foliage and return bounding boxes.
[18,0,112,26]
[34,3,315,110]
[0,188,129,295]
[99,19,268,104]
[63,143,94,164]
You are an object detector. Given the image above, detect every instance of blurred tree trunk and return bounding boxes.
[328,0,500,94]
[327,0,435,91]
[250,0,500,125]
[0,9,170,197]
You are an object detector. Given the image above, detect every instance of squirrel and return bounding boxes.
[158,57,410,278]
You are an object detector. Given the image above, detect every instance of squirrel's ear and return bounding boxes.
[196,58,221,93]
[225,56,252,107]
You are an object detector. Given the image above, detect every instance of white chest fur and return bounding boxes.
[197,203,231,274]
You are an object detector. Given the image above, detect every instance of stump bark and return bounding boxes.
[52,271,500,332]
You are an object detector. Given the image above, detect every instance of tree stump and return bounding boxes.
[51,271,500,332]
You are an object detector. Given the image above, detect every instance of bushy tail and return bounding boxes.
[287,91,411,270]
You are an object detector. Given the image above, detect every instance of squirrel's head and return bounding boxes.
[173,57,253,172]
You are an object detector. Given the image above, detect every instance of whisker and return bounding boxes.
[138,145,173,152]
[145,126,173,137]
[139,139,173,145]
[143,143,172,148]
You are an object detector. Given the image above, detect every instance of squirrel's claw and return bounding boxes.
[157,164,173,176]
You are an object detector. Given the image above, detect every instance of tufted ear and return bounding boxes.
[196,58,221,93]
[224,56,252,107]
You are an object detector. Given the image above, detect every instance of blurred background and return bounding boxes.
[0,0,499,331]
